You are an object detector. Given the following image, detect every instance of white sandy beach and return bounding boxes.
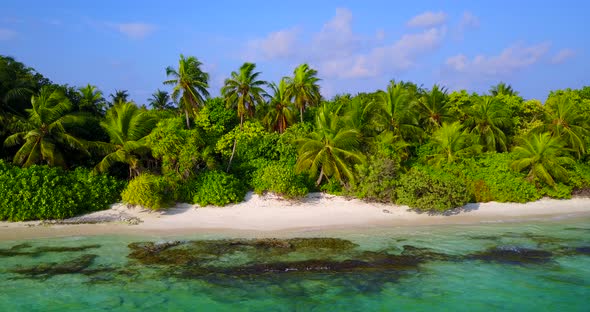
[1,192,589,241]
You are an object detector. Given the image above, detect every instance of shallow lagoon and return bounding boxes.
[1,217,589,311]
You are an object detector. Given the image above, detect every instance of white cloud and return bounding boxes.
[375,29,385,41]
[551,48,575,64]
[407,11,447,28]
[0,28,17,40]
[445,42,551,76]
[110,22,156,39]
[242,8,447,80]
[312,8,360,58]
[453,11,480,40]
[245,27,300,60]
[330,26,447,78]
[459,11,480,30]
[445,54,468,71]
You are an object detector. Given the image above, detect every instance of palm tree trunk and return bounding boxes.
[279,116,285,133]
[226,137,238,172]
[316,167,324,186]
[184,109,191,129]
[300,106,304,123]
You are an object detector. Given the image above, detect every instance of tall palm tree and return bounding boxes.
[285,63,321,123]
[78,84,105,115]
[465,96,511,152]
[148,89,174,111]
[489,82,518,97]
[536,94,589,158]
[417,85,453,133]
[109,89,129,106]
[375,80,421,142]
[427,121,481,167]
[295,104,364,185]
[94,102,157,178]
[343,95,380,138]
[164,55,209,129]
[0,55,45,118]
[511,132,574,186]
[263,78,295,133]
[4,87,89,167]
[221,62,267,129]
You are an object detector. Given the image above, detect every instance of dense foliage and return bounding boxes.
[396,167,471,212]
[252,161,309,199]
[1,54,590,219]
[0,160,124,221]
[189,170,247,206]
[121,173,173,210]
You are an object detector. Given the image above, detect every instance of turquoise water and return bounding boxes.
[1,217,589,311]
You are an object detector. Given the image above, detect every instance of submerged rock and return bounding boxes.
[575,246,590,255]
[556,246,590,256]
[10,254,98,278]
[467,235,502,241]
[128,240,457,280]
[127,238,359,266]
[34,244,101,253]
[10,243,32,250]
[0,244,101,257]
[468,246,553,264]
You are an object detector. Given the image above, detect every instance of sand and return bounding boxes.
[1,192,589,241]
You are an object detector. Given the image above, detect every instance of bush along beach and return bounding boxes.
[1,54,590,219]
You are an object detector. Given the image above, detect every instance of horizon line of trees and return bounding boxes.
[1,54,590,215]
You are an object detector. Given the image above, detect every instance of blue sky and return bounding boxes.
[1,0,588,104]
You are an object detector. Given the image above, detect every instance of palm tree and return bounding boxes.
[489,82,518,97]
[295,104,364,185]
[221,62,267,129]
[148,89,174,110]
[375,80,421,141]
[0,55,45,118]
[343,95,380,137]
[3,87,89,167]
[511,132,574,186]
[94,102,157,178]
[163,54,210,129]
[78,84,105,115]
[263,78,295,133]
[465,96,511,152]
[417,85,453,132]
[537,94,589,158]
[285,63,321,123]
[427,121,481,167]
[109,89,129,106]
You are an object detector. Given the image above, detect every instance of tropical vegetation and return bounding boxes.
[1,54,590,220]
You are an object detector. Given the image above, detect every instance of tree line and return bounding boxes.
[1,54,589,218]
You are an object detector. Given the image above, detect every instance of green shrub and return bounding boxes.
[569,162,590,190]
[121,173,173,210]
[0,161,125,221]
[396,167,471,212]
[540,183,572,199]
[320,179,343,195]
[252,162,308,199]
[172,177,195,203]
[349,156,399,203]
[191,171,246,206]
[443,153,541,203]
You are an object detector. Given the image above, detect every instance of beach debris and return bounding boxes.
[39,213,143,226]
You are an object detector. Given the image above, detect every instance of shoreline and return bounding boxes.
[1,193,589,241]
